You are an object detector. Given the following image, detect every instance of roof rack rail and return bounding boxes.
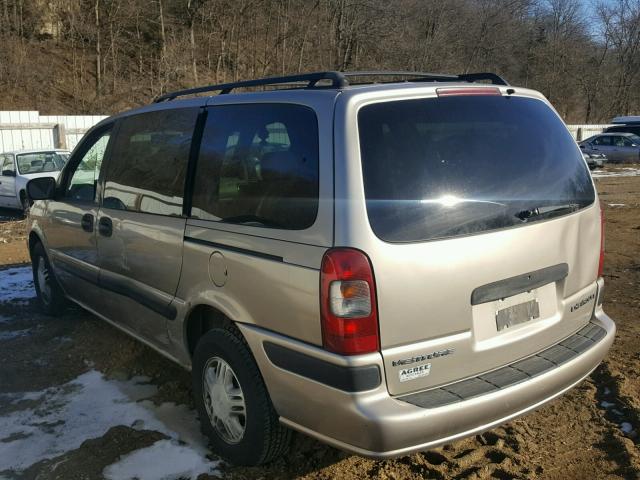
[153,70,509,103]
[340,71,509,87]
[153,71,346,103]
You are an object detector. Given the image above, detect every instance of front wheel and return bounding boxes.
[192,327,291,465]
[31,242,67,315]
[19,191,29,213]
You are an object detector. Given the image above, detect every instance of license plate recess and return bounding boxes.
[496,299,540,331]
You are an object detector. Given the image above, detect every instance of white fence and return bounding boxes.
[566,124,612,141]
[0,111,107,153]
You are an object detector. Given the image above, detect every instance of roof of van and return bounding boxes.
[92,71,552,131]
[611,116,640,125]
[151,71,510,103]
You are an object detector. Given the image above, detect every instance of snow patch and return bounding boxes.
[621,422,634,434]
[600,400,616,408]
[608,203,626,207]
[0,370,219,477]
[0,328,31,341]
[592,167,640,178]
[103,439,218,480]
[0,266,34,302]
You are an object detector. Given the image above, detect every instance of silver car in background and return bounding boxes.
[579,132,640,163]
[25,71,615,466]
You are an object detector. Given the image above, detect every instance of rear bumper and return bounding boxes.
[239,309,615,459]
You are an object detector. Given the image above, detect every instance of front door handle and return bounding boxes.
[98,217,113,237]
[81,213,94,232]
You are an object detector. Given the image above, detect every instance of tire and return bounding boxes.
[31,242,67,315]
[19,191,29,213]
[192,327,291,465]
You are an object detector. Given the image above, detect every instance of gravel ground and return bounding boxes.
[0,166,638,480]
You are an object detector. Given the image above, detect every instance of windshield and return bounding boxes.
[629,134,640,144]
[16,152,68,174]
[358,95,595,243]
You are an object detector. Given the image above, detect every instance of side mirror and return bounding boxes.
[1,169,16,177]
[27,176,57,201]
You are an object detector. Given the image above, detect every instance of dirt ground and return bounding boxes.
[0,166,639,480]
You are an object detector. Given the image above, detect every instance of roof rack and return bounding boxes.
[340,71,509,86]
[153,70,509,103]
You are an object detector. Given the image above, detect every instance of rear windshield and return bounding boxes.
[358,95,595,243]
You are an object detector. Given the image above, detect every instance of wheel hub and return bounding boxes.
[203,357,246,444]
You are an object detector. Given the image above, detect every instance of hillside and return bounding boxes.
[0,0,639,121]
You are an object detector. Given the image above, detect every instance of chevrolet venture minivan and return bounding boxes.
[26,71,615,465]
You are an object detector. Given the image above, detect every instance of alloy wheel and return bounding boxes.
[202,356,247,444]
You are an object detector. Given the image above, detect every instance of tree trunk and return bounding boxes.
[110,15,116,93]
[158,0,167,93]
[158,0,167,58]
[187,0,198,84]
[95,0,102,98]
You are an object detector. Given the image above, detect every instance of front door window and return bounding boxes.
[65,131,111,203]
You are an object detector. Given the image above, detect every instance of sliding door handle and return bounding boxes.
[98,217,113,237]
[81,213,94,232]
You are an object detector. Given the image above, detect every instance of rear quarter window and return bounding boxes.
[191,103,319,230]
[358,95,595,243]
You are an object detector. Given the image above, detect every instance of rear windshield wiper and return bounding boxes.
[515,203,580,222]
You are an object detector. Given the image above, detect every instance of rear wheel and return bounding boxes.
[31,242,67,315]
[192,327,290,465]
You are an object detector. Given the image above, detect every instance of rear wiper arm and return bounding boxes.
[515,203,579,222]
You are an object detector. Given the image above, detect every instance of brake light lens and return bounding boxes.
[320,248,379,355]
[436,87,501,97]
[598,208,605,277]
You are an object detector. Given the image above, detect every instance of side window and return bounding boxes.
[103,108,199,216]
[191,104,319,230]
[593,136,611,146]
[620,137,633,147]
[1,155,15,175]
[65,131,111,202]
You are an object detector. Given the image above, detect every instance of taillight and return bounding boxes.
[436,87,501,97]
[320,248,379,355]
[598,208,605,278]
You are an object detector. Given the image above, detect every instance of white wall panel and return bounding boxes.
[0,111,107,152]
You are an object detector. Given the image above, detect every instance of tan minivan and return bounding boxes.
[26,71,615,466]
